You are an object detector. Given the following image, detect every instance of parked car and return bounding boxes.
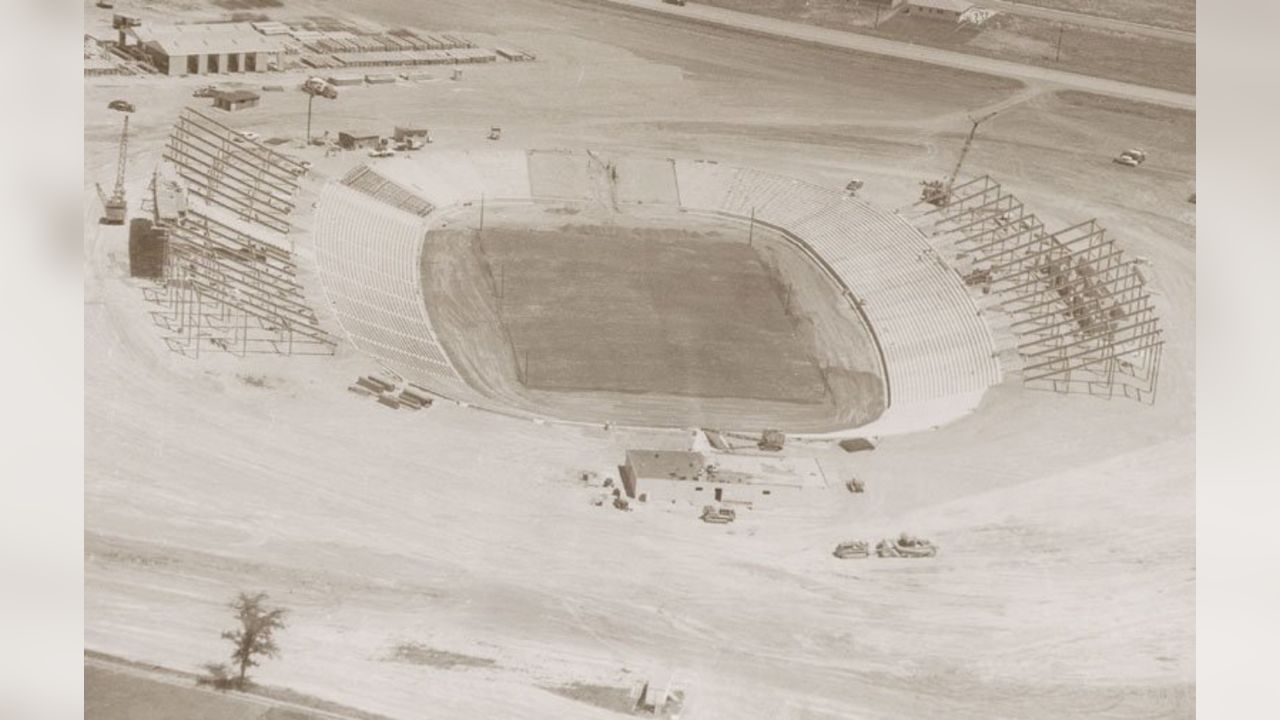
[107,100,135,113]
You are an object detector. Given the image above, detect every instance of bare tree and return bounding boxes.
[219,592,288,689]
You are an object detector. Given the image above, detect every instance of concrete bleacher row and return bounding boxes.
[312,184,460,382]
[320,150,999,424]
[341,165,435,217]
[671,160,1000,411]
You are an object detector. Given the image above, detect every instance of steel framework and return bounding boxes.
[930,176,1162,402]
[144,210,335,357]
[164,107,306,235]
[143,107,335,357]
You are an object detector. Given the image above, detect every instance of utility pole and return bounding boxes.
[306,93,314,143]
[1055,25,1065,62]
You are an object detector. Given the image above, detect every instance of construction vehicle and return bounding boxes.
[833,541,869,559]
[97,103,132,224]
[107,99,135,113]
[394,136,425,152]
[301,76,338,99]
[758,429,785,452]
[488,126,502,141]
[700,505,735,524]
[921,109,999,207]
[192,85,219,99]
[96,0,114,8]
[845,477,865,494]
[875,533,938,558]
[1121,148,1147,163]
[845,179,864,196]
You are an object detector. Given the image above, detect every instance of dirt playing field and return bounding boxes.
[474,224,824,399]
[421,203,886,429]
[83,0,1194,717]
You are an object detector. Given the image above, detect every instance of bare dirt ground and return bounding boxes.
[421,204,884,430]
[84,0,1194,717]
[471,221,824,399]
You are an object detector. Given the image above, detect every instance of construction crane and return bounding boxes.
[97,103,132,224]
[920,109,999,207]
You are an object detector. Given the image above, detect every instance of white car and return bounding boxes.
[368,147,395,158]
[235,131,260,143]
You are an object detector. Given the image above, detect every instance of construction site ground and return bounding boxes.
[84,0,1195,717]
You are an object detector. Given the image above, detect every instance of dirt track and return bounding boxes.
[84,0,1194,717]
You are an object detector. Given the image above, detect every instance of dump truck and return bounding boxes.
[875,533,938,558]
[488,126,502,140]
[700,505,735,524]
[833,541,869,559]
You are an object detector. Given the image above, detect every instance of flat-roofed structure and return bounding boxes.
[620,449,815,507]
[212,90,260,112]
[122,22,284,76]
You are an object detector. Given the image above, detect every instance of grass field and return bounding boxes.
[476,222,828,402]
[86,664,315,720]
[1011,0,1196,32]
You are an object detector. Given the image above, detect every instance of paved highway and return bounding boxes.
[593,0,1195,111]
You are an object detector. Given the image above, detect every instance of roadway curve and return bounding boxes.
[592,0,1195,110]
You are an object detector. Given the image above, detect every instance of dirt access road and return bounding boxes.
[593,0,1195,109]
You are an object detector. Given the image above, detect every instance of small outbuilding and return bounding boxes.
[212,89,260,112]
[620,449,814,507]
[905,0,974,21]
[337,131,383,150]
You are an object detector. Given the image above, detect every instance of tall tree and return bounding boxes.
[220,592,287,689]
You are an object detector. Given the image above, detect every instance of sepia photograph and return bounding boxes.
[4,0,1251,716]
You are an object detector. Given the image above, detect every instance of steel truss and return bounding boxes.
[164,107,305,235]
[933,176,1162,402]
[144,209,335,357]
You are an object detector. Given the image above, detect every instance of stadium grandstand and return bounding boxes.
[310,150,1003,435]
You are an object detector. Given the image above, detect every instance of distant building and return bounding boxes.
[213,90,260,112]
[905,0,975,21]
[119,21,284,76]
[862,0,908,8]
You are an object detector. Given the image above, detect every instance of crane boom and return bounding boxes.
[114,114,129,196]
[943,109,999,198]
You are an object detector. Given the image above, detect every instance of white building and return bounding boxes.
[620,449,821,507]
[906,0,976,22]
